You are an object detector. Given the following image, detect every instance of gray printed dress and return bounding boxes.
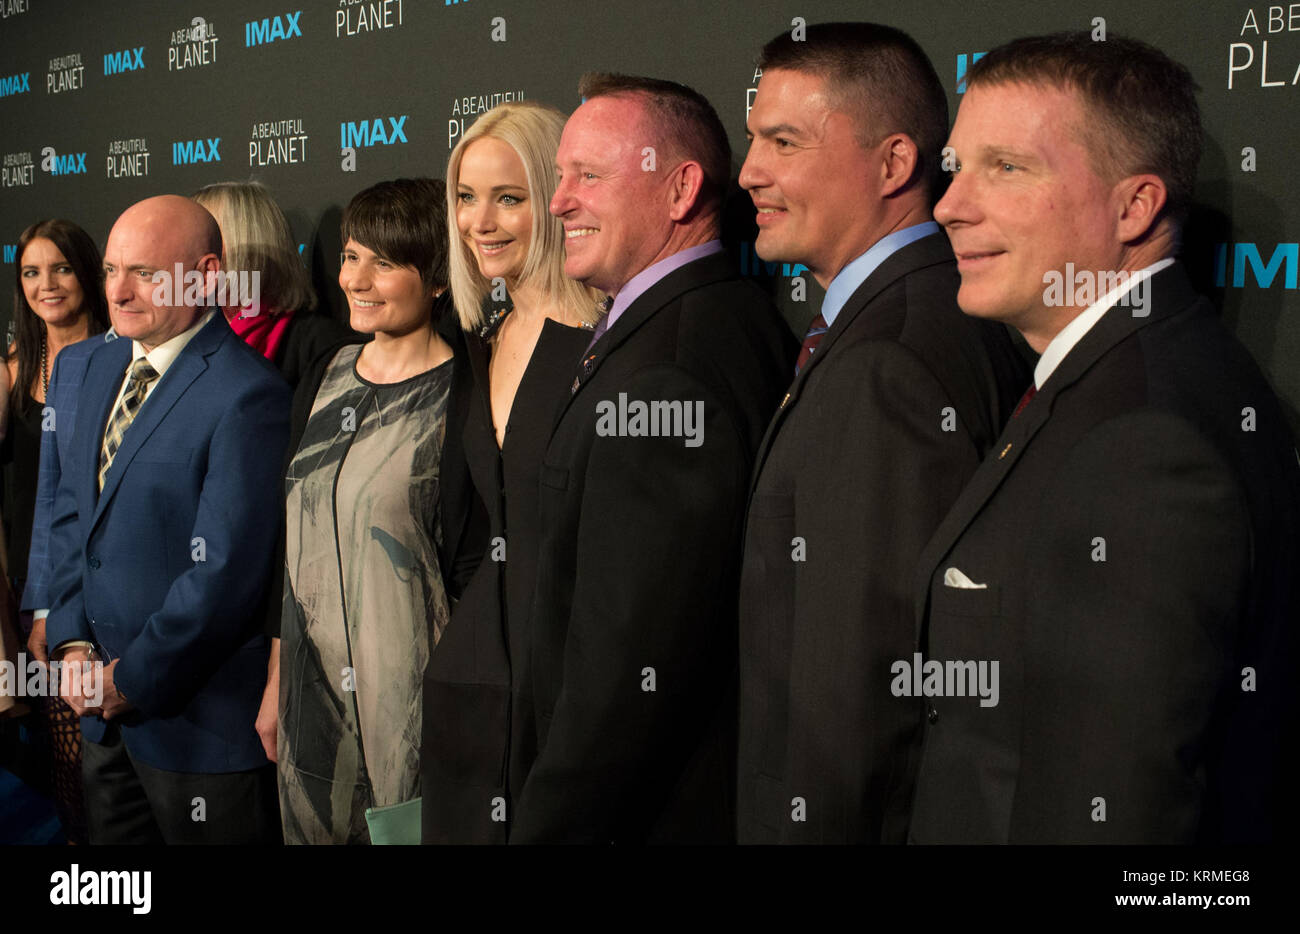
[278,344,452,845]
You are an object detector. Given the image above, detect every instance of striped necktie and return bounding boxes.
[794,312,829,376]
[99,357,160,491]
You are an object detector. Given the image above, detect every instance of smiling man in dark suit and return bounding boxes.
[735,23,1027,844]
[480,74,792,843]
[908,32,1299,843]
[47,195,289,844]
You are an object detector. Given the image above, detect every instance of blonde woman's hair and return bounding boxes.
[193,180,317,314]
[446,100,601,331]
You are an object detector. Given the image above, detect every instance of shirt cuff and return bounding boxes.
[33,608,48,621]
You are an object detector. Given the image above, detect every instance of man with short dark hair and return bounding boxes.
[48,195,289,843]
[909,32,1299,842]
[468,74,790,843]
[735,22,1027,844]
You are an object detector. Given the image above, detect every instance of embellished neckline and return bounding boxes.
[477,303,512,341]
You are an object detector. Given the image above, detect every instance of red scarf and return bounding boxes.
[226,303,295,362]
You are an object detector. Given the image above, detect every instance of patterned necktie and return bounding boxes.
[794,312,829,376]
[99,358,160,491]
[584,295,615,353]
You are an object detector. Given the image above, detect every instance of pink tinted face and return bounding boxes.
[102,209,204,351]
[935,82,1122,332]
[550,95,673,295]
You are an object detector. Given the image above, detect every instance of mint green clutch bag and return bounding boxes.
[365,797,422,845]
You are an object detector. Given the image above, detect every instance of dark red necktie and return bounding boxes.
[1012,382,1038,418]
[794,313,829,376]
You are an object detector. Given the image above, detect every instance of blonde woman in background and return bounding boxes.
[194,181,349,389]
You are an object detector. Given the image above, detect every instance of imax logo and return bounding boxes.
[1215,242,1298,289]
[339,116,408,149]
[3,245,16,263]
[103,48,145,75]
[50,152,87,175]
[0,72,30,96]
[171,138,221,165]
[245,11,302,46]
[956,52,985,94]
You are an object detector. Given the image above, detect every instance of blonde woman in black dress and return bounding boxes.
[421,101,603,842]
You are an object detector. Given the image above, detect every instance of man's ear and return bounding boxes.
[666,160,706,222]
[198,253,222,306]
[879,133,920,198]
[1114,173,1168,244]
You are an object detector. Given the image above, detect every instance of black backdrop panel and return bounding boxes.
[1,0,1296,427]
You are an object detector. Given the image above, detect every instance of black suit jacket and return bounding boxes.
[907,262,1300,843]
[737,231,1027,843]
[507,250,793,842]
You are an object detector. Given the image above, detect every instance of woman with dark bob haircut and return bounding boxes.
[4,218,111,846]
[259,178,483,844]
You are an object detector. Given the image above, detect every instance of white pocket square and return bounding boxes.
[943,567,988,590]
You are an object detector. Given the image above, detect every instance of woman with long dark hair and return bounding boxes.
[5,218,110,845]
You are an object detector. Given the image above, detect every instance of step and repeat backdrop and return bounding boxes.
[1,0,1296,425]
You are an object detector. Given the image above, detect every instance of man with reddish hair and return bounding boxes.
[910,32,1299,843]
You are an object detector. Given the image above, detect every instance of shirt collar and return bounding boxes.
[132,310,215,379]
[1034,257,1175,390]
[603,240,725,331]
[821,222,940,327]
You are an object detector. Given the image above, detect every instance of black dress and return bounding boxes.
[2,392,43,594]
[421,316,590,843]
[2,389,89,846]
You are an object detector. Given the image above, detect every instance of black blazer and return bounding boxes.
[906,262,1300,843]
[736,231,1028,843]
[272,309,354,391]
[506,250,793,843]
[421,315,590,845]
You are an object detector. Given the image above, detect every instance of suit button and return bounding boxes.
[927,705,939,725]
[88,556,101,570]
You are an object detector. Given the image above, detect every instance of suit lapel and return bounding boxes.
[911,262,1201,639]
[552,251,735,435]
[89,316,222,534]
[749,232,955,493]
[909,385,1054,640]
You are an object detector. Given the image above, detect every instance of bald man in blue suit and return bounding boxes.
[46,195,289,844]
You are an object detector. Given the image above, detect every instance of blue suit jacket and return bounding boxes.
[45,314,290,773]
[21,331,118,613]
